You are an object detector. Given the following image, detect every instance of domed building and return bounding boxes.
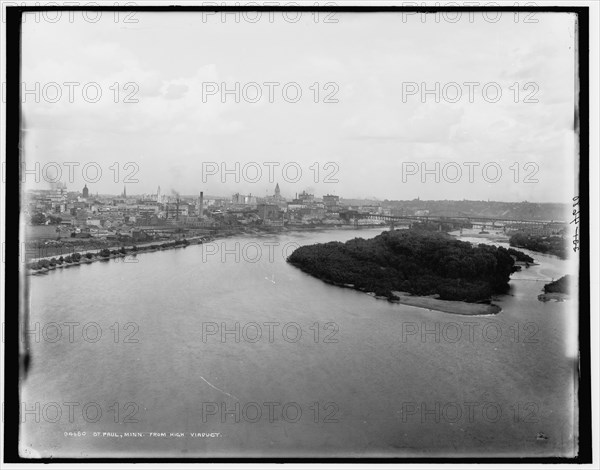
[82,184,89,198]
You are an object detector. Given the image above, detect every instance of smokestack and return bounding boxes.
[176,197,180,221]
[199,191,204,219]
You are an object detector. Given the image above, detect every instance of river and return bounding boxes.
[21,228,578,458]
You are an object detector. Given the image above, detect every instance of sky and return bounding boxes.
[20,10,578,202]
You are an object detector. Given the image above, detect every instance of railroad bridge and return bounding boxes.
[339,211,566,233]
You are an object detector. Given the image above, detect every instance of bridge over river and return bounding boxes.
[339,211,568,233]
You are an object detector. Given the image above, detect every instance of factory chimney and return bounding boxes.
[199,191,204,219]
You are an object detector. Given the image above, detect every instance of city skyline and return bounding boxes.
[26,180,574,205]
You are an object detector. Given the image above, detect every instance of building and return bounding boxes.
[86,217,102,227]
[131,228,151,242]
[257,203,281,221]
[323,194,340,210]
[391,208,407,217]
[290,190,314,205]
[82,184,89,198]
[47,186,68,213]
[232,193,257,206]
[165,202,189,219]
[361,204,382,214]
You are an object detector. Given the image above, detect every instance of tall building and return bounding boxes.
[122,185,127,198]
[82,184,89,198]
[156,185,161,203]
[197,191,204,219]
[266,183,285,208]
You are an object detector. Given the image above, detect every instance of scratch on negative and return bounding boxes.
[200,376,240,401]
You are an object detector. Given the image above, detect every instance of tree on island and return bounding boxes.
[509,232,567,260]
[543,275,570,294]
[287,229,529,302]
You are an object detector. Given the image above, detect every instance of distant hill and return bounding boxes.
[339,199,569,222]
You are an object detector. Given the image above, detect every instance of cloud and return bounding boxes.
[20,12,577,202]
[163,83,189,100]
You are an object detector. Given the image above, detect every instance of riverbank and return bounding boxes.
[317,280,502,315]
[390,291,501,315]
[25,235,212,276]
[537,292,568,302]
[24,223,386,274]
[26,223,375,258]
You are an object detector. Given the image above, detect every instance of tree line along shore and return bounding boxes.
[509,232,568,259]
[25,237,203,275]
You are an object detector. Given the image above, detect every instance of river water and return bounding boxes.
[21,228,579,458]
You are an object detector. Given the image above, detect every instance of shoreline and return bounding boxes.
[25,223,386,275]
[389,291,501,316]
[321,279,502,315]
[315,279,502,316]
[537,292,568,302]
[25,236,210,276]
